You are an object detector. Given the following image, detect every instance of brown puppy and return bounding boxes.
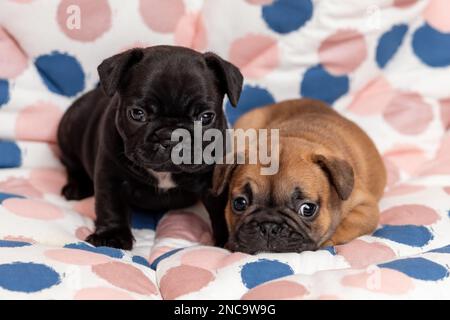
[212,99,386,254]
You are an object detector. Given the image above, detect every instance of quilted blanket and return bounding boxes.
[0,0,449,299]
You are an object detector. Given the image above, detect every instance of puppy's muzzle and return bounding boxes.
[229,211,316,254]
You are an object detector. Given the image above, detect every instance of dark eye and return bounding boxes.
[232,197,248,213]
[298,202,318,218]
[199,112,215,126]
[129,107,147,122]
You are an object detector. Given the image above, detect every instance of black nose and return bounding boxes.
[151,128,177,149]
[258,222,281,237]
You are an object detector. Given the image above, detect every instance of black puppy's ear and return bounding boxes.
[211,163,238,196]
[97,48,144,97]
[312,154,354,201]
[203,52,243,107]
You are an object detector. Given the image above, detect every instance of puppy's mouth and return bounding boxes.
[128,149,211,174]
[227,220,318,254]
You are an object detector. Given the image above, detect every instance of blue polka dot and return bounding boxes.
[379,258,449,281]
[373,225,433,247]
[0,79,9,107]
[240,259,294,289]
[35,51,85,97]
[262,0,313,34]
[429,244,450,254]
[132,255,152,268]
[0,192,25,204]
[412,23,450,67]
[150,248,184,270]
[131,208,165,230]
[0,262,60,292]
[64,242,124,259]
[300,64,349,105]
[376,24,408,68]
[0,140,22,168]
[321,246,336,255]
[0,240,31,248]
[226,85,275,125]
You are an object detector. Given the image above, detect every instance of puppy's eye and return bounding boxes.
[129,107,147,122]
[298,202,318,218]
[198,111,215,126]
[232,197,248,213]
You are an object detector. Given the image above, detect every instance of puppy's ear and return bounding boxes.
[97,48,144,97]
[203,52,243,107]
[211,163,238,196]
[313,155,354,200]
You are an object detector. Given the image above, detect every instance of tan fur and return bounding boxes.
[220,99,386,248]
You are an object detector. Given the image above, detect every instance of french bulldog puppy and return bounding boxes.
[57,45,242,249]
[212,99,386,254]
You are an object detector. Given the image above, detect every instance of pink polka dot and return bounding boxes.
[73,197,96,220]
[3,235,36,244]
[384,184,425,197]
[75,226,93,241]
[381,204,440,226]
[342,268,414,295]
[383,92,433,135]
[319,30,367,75]
[418,135,450,176]
[45,248,111,265]
[423,0,450,33]
[160,265,215,299]
[439,98,450,131]
[0,177,43,198]
[394,0,418,7]
[0,27,27,78]
[140,0,185,33]
[444,187,450,195]
[74,287,134,300]
[383,158,400,187]
[15,101,63,143]
[181,248,248,270]
[174,12,208,51]
[156,211,213,245]
[336,240,396,268]
[92,261,157,296]
[29,168,67,195]
[347,76,393,115]
[3,198,63,220]
[57,0,112,42]
[229,34,279,79]
[383,145,428,175]
[245,0,274,5]
[242,280,308,300]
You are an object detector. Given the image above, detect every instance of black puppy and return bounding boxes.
[57,45,242,249]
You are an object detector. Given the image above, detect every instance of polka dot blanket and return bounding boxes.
[0,0,449,299]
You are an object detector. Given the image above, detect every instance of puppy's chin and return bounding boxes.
[128,152,212,174]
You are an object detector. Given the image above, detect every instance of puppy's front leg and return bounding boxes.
[86,168,134,250]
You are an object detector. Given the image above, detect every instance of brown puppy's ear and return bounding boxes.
[312,154,354,200]
[203,52,243,107]
[211,163,238,196]
[97,48,144,97]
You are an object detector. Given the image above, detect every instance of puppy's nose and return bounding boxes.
[258,222,281,237]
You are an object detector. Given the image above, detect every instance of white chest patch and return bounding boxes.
[148,169,177,190]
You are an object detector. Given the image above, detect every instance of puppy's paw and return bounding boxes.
[62,182,92,200]
[85,228,134,250]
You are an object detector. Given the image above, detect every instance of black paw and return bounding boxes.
[62,181,93,200]
[85,228,134,250]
